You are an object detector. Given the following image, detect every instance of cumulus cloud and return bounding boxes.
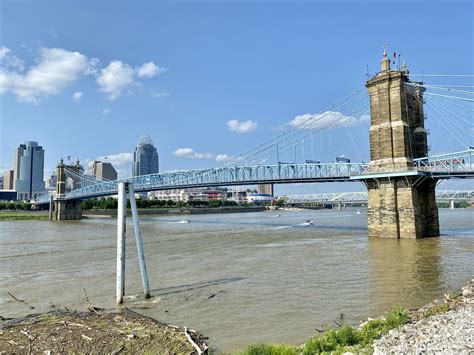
[215,154,233,162]
[0,47,97,103]
[0,47,10,59]
[137,62,167,78]
[174,148,232,161]
[97,60,168,100]
[72,91,82,102]
[227,119,257,133]
[173,147,214,159]
[96,60,135,100]
[0,47,167,103]
[278,111,369,131]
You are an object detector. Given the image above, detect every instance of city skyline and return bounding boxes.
[1,1,472,194]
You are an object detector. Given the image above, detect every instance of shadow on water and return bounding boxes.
[150,277,246,296]
[368,236,444,312]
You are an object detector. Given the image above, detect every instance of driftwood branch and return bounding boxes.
[83,289,100,314]
[7,292,35,309]
[184,326,203,354]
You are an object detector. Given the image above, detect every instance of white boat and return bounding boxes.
[356,210,362,215]
[301,220,314,226]
[177,219,190,224]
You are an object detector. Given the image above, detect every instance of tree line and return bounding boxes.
[80,197,242,210]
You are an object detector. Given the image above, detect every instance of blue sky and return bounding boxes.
[1,0,472,193]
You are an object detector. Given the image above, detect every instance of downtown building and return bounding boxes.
[13,141,46,200]
[87,161,118,181]
[133,136,159,176]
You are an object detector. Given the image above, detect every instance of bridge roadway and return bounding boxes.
[35,149,474,204]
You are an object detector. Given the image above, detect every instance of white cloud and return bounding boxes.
[72,91,82,102]
[151,91,169,98]
[97,60,135,100]
[215,154,233,162]
[278,111,369,131]
[0,47,11,59]
[174,148,231,161]
[100,108,111,115]
[137,62,167,78]
[0,47,167,103]
[227,119,257,133]
[359,114,371,123]
[97,60,168,100]
[0,47,96,103]
[173,147,214,159]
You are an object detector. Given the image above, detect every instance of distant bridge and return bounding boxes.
[284,190,474,204]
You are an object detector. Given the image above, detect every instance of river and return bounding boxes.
[1,208,473,352]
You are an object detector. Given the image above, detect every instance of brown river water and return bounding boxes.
[1,208,473,352]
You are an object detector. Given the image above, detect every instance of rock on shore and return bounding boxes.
[373,279,474,354]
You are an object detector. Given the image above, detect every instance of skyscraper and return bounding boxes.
[13,141,46,200]
[133,136,159,176]
[87,161,118,181]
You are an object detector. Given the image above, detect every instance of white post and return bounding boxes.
[449,200,455,210]
[49,195,54,221]
[128,184,151,299]
[116,182,127,304]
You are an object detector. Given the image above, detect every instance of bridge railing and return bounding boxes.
[413,149,474,175]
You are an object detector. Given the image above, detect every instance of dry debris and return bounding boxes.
[0,309,209,354]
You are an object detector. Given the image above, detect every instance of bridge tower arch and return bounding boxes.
[363,51,439,238]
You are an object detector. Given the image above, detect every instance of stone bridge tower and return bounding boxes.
[363,51,439,238]
[49,158,82,221]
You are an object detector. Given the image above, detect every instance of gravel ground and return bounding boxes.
[373,280,474,354]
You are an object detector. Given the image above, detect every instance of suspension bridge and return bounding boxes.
[35,52,473,238]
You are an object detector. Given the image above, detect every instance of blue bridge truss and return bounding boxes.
[34,149,474,205]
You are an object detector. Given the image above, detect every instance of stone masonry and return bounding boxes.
[364,51,439,238]
[49,159,82,221]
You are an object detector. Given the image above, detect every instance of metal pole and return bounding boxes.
[128,184,151,299]
[116,182,127,304]
[49,195,53,221]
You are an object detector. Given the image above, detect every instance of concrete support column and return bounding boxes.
[449,200,455,210]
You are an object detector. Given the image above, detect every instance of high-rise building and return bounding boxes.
[87,161,118,181]
[133,136,159,176]
[13,141,45,200]
[3,170,14,190]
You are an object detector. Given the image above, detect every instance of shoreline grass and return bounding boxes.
[0,211,49,221]
[241,308,410,355]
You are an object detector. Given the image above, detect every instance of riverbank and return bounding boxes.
[1,280,471,354]
[0,211,48,221]
[0,309,209,354]
[373,279,473,353]
[242,279,474,354]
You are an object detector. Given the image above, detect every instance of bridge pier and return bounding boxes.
[49,158,82,221]
[449,200,455,210]
[363,51,439,238]
[366,178,439,238]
